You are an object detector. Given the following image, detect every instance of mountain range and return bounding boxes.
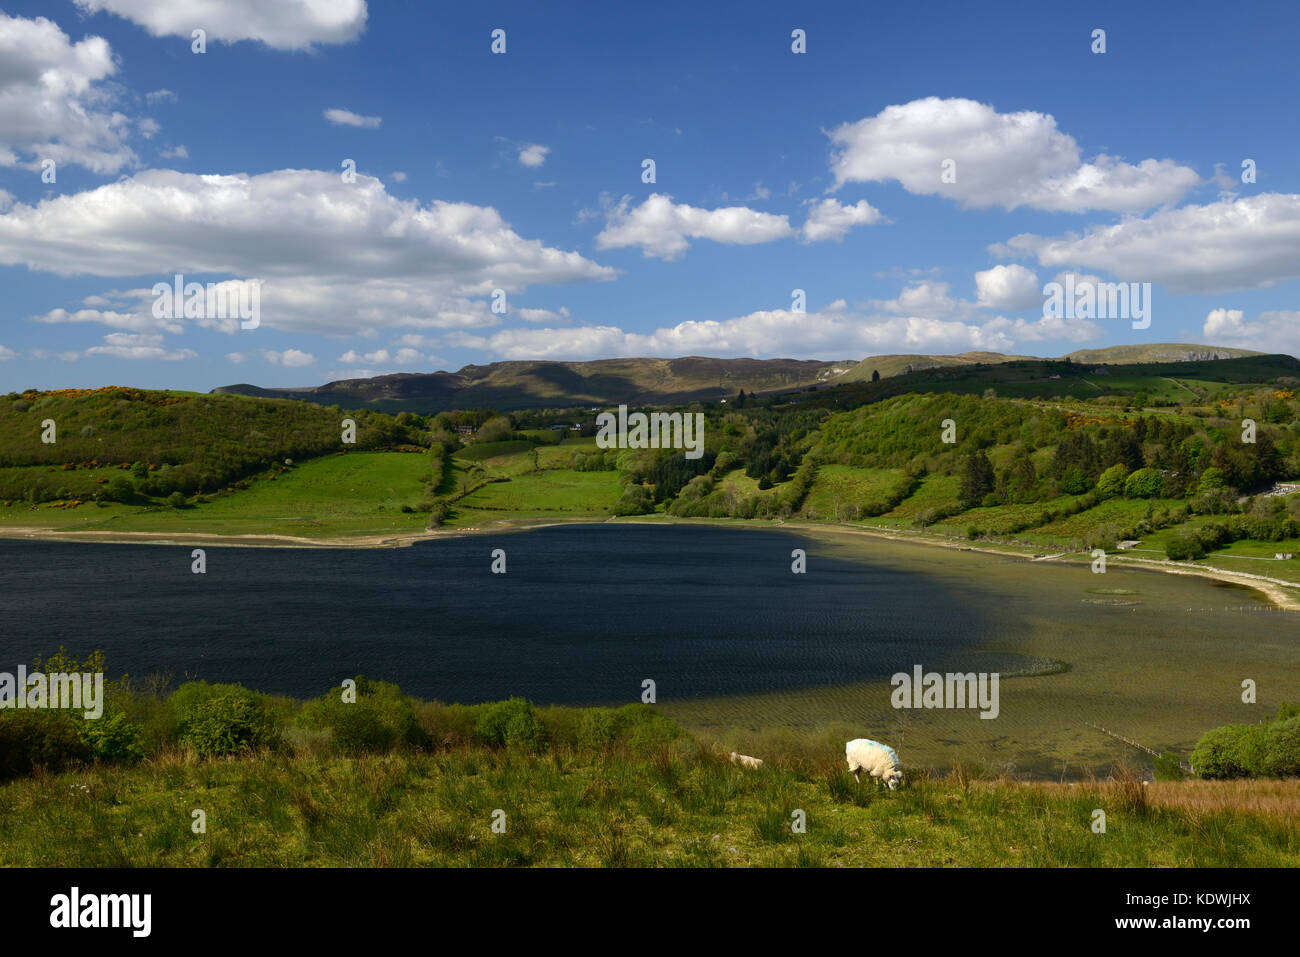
[212,344,1272,413]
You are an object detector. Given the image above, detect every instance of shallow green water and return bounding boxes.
[662,529,1300,778]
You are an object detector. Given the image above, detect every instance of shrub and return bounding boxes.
[1059,466,1093,495]
[612,704,683,754]
[1095,464,1129,499]
[1165,529,1206,561]
[0,712,90,781]
[474,697,545,751]
[1124,468,1163,499]
[414,700,476,748]
[1191,724,1268,779]
[611,484,654,516]
[166,491,185,508]
[172,682,282,757]
[1153,752,1187,781]
[1083,523,1121,552]
[298,677,425,755]
[80,711,145,765]
[577,708,619,750]
[1197,467,1228,494]
[535,705,582,749]
[1263,716,1300,777]
[914,507,940,528]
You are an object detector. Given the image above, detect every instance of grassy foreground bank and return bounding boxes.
[3,727,1297,867]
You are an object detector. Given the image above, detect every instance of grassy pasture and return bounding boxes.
[1,740,1294,867]
[805,465,904,517]
[0,451,434,538]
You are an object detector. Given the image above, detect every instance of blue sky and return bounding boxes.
[1,0,1298,391]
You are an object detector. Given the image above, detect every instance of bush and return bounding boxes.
[172,682,282,757]
[1124,468,1163,499]
[101,475,135,504]
[619,705,682,754]
[611,484,654,516]
[166,491,185,508]
[1191,724,1268,779]
[1153,752,1187,781]
[1263,716,1300,777]
[1083,523,1121,552]
[414,700,476,748]
[474,698,545,751]
[533,705,580,749]
[1096,464,1129,499]
[298,677,425,755]
[80,711,145,765]
[1165,529,1206,561]
[0,712,90,781]
[577,708,619,750]
[1197,467,1228,494]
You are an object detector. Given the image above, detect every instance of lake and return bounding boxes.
[5,523,1296,774]
[2,524,1001,702]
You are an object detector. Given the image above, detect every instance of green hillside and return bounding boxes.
[839,343,1269,385]
[5,356,1300,593]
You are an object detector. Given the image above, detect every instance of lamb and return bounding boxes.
[845,738,903,789]
[729,751,763,769]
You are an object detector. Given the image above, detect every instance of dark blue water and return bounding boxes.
[1,525,994,704]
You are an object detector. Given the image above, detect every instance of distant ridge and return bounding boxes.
[212,356,857,413]
[840,343,1265,383]
[1061,344,1264,365]
[212,345,1279,413]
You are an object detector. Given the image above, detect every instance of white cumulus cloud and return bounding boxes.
[595,193,881,259]
[74,0,368,50]
[518,144,550,167]
[995,193,1300,294]
[799,198,885,242]
[0,168,616,336]
[828,96,1199,213]
[0,13,137,173]
[1203,308,1300,355]
[974,264,1042,310]
[325,108,381,128]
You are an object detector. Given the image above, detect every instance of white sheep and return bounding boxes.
[729,751,763,769]
[845,738,903,789]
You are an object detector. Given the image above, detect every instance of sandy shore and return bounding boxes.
[0,519,572,550]
[792,520,1300,612]
[4,515,1299,610]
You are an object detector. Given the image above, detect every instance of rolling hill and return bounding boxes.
[840,344,1267,384]
[216,345,1281,413]
[213,356,858,413]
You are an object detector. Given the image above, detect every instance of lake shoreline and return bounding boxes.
[3,514,1299,610]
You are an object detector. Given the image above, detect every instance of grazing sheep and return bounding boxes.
[845,738,903,789]
[729,751,763,769]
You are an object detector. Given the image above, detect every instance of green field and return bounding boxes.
[450,469,624,522]
[805,465,904,518]
[1024,497,1184,542]
[881,473,961,521]
[0,451,434,539]
[1,712,1294,867]
[932,494,1083,537]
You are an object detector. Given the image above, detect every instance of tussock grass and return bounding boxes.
[2,741,1295,867]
